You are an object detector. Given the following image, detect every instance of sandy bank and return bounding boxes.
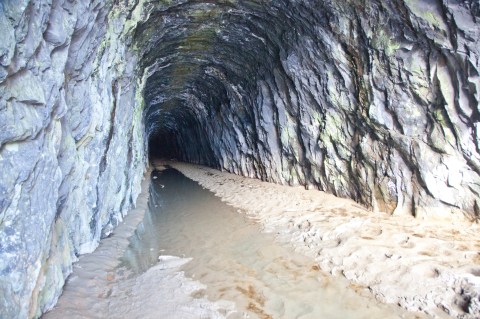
[169,161,480,319]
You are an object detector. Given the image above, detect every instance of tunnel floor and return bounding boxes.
[46,168,418,319]
[44,164,479,319]
[114,168,417,318]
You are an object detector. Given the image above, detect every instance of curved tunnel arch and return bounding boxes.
[1,1,480,317]
[134,0,480,218]
[3,2,480,317]
[138,0,318,167]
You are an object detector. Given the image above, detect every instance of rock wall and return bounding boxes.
[144,0,480,221]
[1,0,480,317]
[0,1,147,317]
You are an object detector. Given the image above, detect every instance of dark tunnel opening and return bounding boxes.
[148,132,178,161]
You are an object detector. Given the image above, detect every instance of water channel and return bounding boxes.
[118,168,416,319]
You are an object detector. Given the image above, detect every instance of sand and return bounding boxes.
[43,169,235,319]
[169,161,480,319]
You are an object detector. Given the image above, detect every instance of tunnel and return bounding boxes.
[138,0,480,217]
[140,0,288,170]
[1,0,480,318]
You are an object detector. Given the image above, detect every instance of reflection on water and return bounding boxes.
[119,168,412,319]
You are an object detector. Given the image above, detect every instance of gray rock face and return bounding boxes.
[0,1,147,318]
[1,0,480,318]
[143,0,480,222]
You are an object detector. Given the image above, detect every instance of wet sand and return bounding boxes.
[45,166,419,319]
[120,168,421,319]
[169,161,480,319]
[44,161,480,319]
[43,169,234,319]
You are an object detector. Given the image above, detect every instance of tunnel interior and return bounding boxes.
[141,0,292,167]
[137,0,480,218]
[3,1,480,317]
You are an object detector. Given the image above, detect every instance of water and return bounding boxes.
[119,168,413,319]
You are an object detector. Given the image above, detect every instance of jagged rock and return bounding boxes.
[143,0,480,222]
[0,1,147,318]
[1,0,479,318]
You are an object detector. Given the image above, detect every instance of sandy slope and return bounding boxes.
[169,161,480,319]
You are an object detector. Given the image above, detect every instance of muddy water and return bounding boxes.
[119,168,414,319]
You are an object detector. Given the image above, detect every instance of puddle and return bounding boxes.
[119,168,419,319]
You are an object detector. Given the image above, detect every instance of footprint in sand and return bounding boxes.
[360,227,383,240]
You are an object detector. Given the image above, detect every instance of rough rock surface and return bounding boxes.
[144,0,480,221]
[1,0,480,318]
[0,1,147,318]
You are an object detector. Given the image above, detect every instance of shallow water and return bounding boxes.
[119,168,414,319]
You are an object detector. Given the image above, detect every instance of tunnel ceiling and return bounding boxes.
[135,0,480,219]
[138,0,297,159]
